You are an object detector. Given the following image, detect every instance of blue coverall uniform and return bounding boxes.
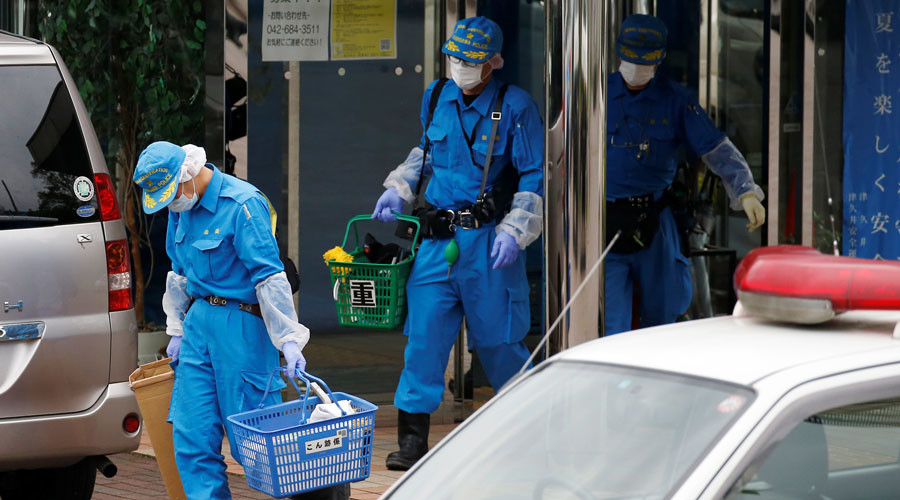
[396,78,545,414]
[166,165,288,499]
[605,72,726,335]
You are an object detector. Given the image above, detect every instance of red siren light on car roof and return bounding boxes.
[734,245,900,324]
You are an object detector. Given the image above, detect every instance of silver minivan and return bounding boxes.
[0,32,141,499]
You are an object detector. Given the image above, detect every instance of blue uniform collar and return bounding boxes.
[442,77,501,116]
[609,72,665,102]
[198,164,222,214]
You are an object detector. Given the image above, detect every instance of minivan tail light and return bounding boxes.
[106,239,133,311]
[94,173,121,221]
[734,245,900,323]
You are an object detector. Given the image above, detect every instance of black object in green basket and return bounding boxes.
[327,214,420,329]
[364,233,409,264]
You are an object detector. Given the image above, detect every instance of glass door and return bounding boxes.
[655,0,769,317]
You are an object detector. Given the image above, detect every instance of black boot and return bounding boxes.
[290,483,349,499]
[385,410,430,471]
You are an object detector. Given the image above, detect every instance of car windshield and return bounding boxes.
[388,361,754,500]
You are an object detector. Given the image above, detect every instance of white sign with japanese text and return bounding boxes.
[262,0,330,62]
[305,428,348,455]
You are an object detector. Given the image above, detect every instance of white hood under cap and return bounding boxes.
[179,144,206,182]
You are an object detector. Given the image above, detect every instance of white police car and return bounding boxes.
[383,246,900,499]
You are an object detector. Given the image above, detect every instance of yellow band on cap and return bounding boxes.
[623,26,663,38]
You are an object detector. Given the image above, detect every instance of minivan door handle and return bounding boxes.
[3,301,23,313]
[0,322,44,342]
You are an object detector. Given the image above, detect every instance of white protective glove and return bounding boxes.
[166,336,182,361]
[741,193,766,232]
[281,341,307,378]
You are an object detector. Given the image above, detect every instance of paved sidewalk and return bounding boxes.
[95,453,269,500]
[122,415,462,499]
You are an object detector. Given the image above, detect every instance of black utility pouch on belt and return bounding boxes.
[472,167,518,224]
[418,208,455,239]
[606,194,665,254]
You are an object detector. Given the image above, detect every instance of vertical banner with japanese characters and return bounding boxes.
[843,3,900,259]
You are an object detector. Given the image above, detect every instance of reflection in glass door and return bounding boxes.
[656,0,768,317]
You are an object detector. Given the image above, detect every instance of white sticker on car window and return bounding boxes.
[717,395,746,414]
[73,176,95,202]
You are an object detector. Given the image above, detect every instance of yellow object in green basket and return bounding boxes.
[323,246,353,275]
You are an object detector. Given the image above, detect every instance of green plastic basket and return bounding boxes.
[326,214,420,330]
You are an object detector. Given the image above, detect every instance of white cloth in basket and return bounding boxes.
[307,400,355,424]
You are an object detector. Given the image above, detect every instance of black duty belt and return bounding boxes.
[191,296,262,318]
[417,205,490,240]
[445,207,483,230]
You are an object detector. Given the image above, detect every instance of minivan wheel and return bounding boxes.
[0,459,96,500]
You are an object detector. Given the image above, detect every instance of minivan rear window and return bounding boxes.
[0,65,100,230]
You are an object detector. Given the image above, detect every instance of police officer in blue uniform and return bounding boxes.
[134,142,343,499]
[605,14,766,335]
[371,17,544,470]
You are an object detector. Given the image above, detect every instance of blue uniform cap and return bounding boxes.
[617,14,667,65]
[133,141,186,214]
[442,16,503,64]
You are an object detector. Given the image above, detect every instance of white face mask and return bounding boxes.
[168,178,197,212]
[450,61,487,90]
[619,61,656,87]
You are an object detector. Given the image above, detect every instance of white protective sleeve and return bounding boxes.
[701,137,765,210]
[497,191,544,249]
[383,147,430,203]
[162,271,190,337]
[255,272,311,351]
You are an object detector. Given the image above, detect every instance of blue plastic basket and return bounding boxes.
[226,369,378,498]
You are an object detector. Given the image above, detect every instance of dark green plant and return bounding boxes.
[39,0,205,326]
